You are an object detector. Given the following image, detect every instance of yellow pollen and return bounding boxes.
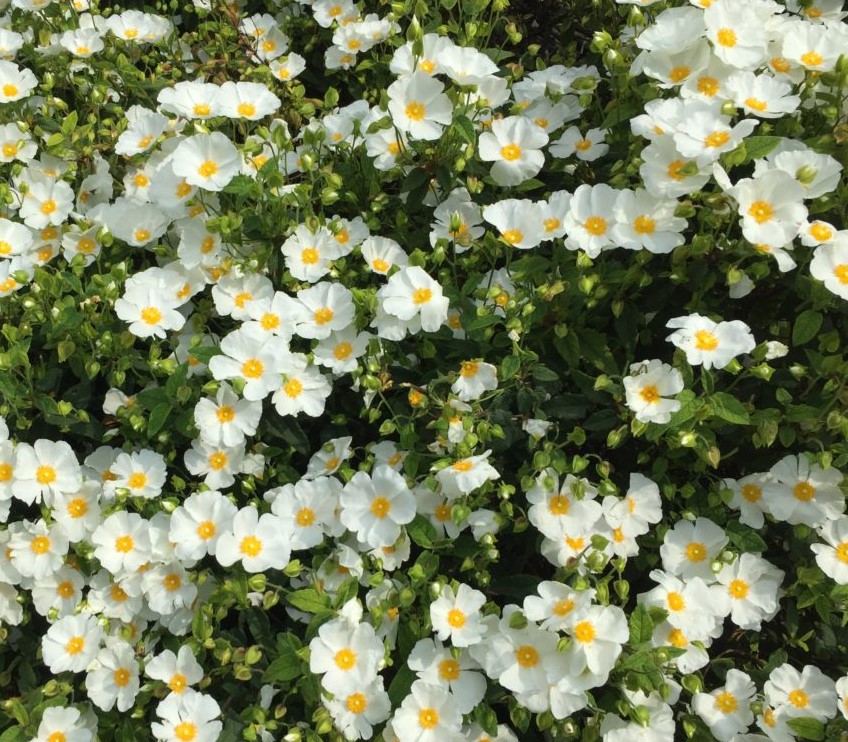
[334,648,356,670]
[435,503,452,522]
[198,160,218,179]
[163,573,181,591]
[41,199,57,215]
[515,645,540,668]
[669,65,690,83]
[67,498,88,518]
[834,265,848,285]
[668,628,687,648]
[729,579,749,599]
[667,592,685,611]
[387,141,401,156]
[705,131,731,148]
[77,237,96,254]
[565,536,585,550]
[260,313,280,331]
[168,673,187,693]
[800,51,823,68]
[715,691,738,714]
[240,535,263,557]
[346,692,368,714]
[552,598,575,616]
[301,247,319,265]
[534,117,549,128]
[543,218,560,233]
[789,689,809,708]
[0,241,10,256]
[667,160,687,180]
[419,60,436,74]
[65,636,85,655]
[110,584,128,602]
[176,182,193,198]
[2,143,17,158]
[438,658,460,681]
[216,405,235,423]
[716,28,737,47]
[809,223,833,242]
[447,608,466,628]
[584,216,607,236]
[748,200,773,223]
[174,722,197,741]
[314,307,334,324]
[500,143,522,161]
[771,57,791,73]
[333,342,353,360]
[296,507,316,527]
[31,536,51,555]
[574,138,593,152]
[418,708,440,730]
[370,497,391,519]
[208,452,228,470]
[741,484,762,502]
[639,385,660,403]
[502,229,523,245]
[745,97,767,112]
[686,542,707,562]
[115,535,134,553]
[284,378,303,398]
[196,520,216,540]
[242,358,264,379]
[573,620,595,643]
[793,482,816,501]
[694,330,718,351]
[233,291,252,309]
[698,76,719,96]
[134,229,151,243]
[47,733,66,742]
[2,84,19,98]
[127,472,147,491]
[140,306,162,325]
[836,542,848,564]
[633,215,656,235]
[237,102,256,117]
[548,494,570,515]
[763,708,776,727]
[405,101,426,121]
[36,465,57,485]
[412,287,432,305]
[452,460,473,472]
[460,361,479,378]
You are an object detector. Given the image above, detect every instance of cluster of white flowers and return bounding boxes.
[0,0,847,740]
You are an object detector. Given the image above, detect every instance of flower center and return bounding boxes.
[716,28,737,47]
[314,307,334,324]
[836,542,848,564]
[705,130,730,148]
[447,608,466,628]
[412,287,432,305]
[418,708,440,729]
[301,247,319,265]
[669,65,690,83]
[800,51,823,67]
[788,689,809,708]
[216,405,235,423]
[370,496,391,519]
[333,342,353,360]
[284,378,303,398]
[405,101,426,121]
[685,542,706,562]
[174,722,197,741]
[47,733,66,742]
[67,497,88,517]
[771,57,791,73]
[639,385,660,404]
[747,200,773,224]
[809,223,832,242]
[667,592,685,611]
[31,536,51,555]
[633,215,656,235]
[127,472,147,490]
[573,620,596,643]
[694,330,718,351]
[438,658,460,681]
[667,160,686,180]
[115,535,135,553]
[2,84,19,97]
[502,229,523,245]
[240,535,263,557]
[140,306,163,325]
[460,361,479,378]
[741,484,762,502]
[36,465,57,485]
[346,692,368,714]
[163,573,182,591]
[834,265,848,284]
[515,645,540,668]
[729,579,749,599]
[668,628,687,648]
[715,691,738,714]
[237,102,256,117]
[260,313,280,331]
[197,520,216,540]
[500,143,522,161]
[584,216,607,237]
[66,636,85,655]
[372,258,389,272]
[334,648,356,670]
[698,76,719,96]
[168,673,187,693]
[793,482,816,501]
[242,358,264,379]
[198,160,218,179]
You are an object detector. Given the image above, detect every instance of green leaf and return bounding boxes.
[388,662,416,706]
[407,515,438,548]
[628,605,654,644]
[792,310,823,346]
[727,522,767,553]
[500,354,521,381]
[786,717,825,741]
[710,392,750,425]
[147,402,171,437]
[61,110,78,136]
[263,643,304,684]
[187,345,221,364]
[286,589,331,614]
[742,136,782,162]
[0,725,27,742]
[451,114,476,145]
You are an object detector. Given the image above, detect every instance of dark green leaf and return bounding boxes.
[628,605,654,644]
[407,515,438,548]
[786,717,824,741]
[742,136,782,162]
[147,403,170,437]
[287,589,331,614]
[710,392,750,425]
[792,310,823,346]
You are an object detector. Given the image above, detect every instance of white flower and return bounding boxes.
[172,132,241,191]
[692,670,756,742]
[387,71,452,140]
[478,117,548,186]
[665,313,755,369]
[377,266,449,333]
[86,638,140,712]
[340,466,415,549]
[451,360,498,402]
[216,508,292,573]
[430,583,487,648]
[623,359,684,424]
[810,237,848,301]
